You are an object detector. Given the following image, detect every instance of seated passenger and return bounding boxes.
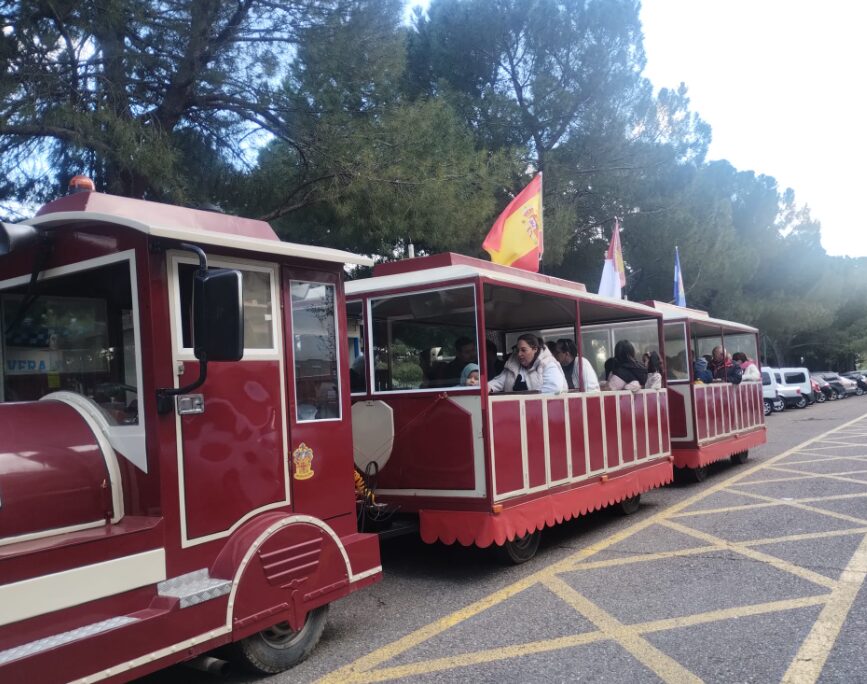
[485,339,505,379]
[709,345,728,381]
[488,334,567,394]
[553,338,600,391]
[608,340,647,393]
[645,351,663,389]
[436,336,477,386]
[460,363,480,386]
[732,352,760,381]
[693,357,713,383]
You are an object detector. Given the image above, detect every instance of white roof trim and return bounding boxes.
[346,264,660,316]
[653,305,758,333]
[26,211,374,267]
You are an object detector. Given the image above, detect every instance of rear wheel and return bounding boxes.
[497,529,542,564]
[763,399,773,416]
[856,386,865,396]
[618,494,641,515]
[815,391,827,403]
[691,466,708,483]
[795,396,808,409]
[772,398,785,412]
[730,450,749,465]
[830,390,839,400]
[225,605,328,675]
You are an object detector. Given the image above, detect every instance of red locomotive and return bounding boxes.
[0,184,381,681]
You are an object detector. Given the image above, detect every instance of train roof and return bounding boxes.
[642,300,759,334]
[347,253,662,320]
[26,191,373,266]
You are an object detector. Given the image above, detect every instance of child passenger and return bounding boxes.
[460,363,481,386]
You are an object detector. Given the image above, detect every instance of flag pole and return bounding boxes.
[538,171,544,274]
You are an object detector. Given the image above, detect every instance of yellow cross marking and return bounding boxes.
[318,412,867,684]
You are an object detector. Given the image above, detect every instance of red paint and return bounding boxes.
[525,401,547,489]
[619,395,635,463]
[547,399,569,482]
[585,396,606,471]
[491,401,524,495]
[634,394,648,460]
[667,387,687,438]
[696,387,709,441]
[604,395,620,470]
[568,398,587,478]
[646,392,661,456]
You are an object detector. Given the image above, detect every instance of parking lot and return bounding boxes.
[145,397,867,684]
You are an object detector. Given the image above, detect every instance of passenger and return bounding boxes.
[645,351,663,389]
[608,340,648,393]
[488,334,567,394]
[553,338,600,391]
[693,357,713,383]
[732,352,760,381]
[725,352,743,384]
[603,357,617,380]
[485,339,505,379]
[708,346,727,381]
[460,363,481,386]
[436,336,477,386]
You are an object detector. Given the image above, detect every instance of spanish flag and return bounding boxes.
[482,173,543,272]
[598,218,626,299]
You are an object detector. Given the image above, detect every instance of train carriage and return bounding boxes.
[347,253,674,562]
[643,301,767,481]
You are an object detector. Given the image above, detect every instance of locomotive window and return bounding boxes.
[664,323,689,381]
[177,263,274,351]
[346,300,366,394]
[0,259,140,425]
[291,282,340,421]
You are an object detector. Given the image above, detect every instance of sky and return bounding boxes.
[408,1,866,257]
[638,1,865,257]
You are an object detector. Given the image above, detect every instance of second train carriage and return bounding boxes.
[643,301,767,481]
[346,253,674,562]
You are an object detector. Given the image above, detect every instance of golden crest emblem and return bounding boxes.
[523,206,541,245]
[292,442,315,480]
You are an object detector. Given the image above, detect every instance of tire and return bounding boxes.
[856,387,865,396]
[815,391,826,403]
[730,450,749,465]
[225,605,328,675]
[772,398,785,412]
[618,494,641,515]
[763,399,772,416]
[795,396,808,409]
[691,466,708,483]
[830,390,839,401]
[497,529,542,564]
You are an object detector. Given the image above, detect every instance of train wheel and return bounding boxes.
[497,529,542,564]
[618,494,641,515]
[691,466,708,483]
[226,605,328,675]
[730,450,749,465]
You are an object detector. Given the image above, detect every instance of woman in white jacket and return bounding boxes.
[488,334,567,394]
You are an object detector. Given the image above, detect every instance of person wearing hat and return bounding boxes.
[460,363,481,386]
[694,356,713,383]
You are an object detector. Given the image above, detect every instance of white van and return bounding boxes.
[767,368,806,409]
[780,367,814,405]
[761,369,785,414]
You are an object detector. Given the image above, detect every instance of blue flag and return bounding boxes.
[674,246,686,307]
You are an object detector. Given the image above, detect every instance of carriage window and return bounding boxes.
[291,282,340,421]
[723,333,758,362]
[581,328,610,380]
[346,300,366,394]
[664,323,689,381]
[612,321,659,361]
[370,286,477,392]
[1,260,139,425]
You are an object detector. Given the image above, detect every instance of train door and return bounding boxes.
[168,253,289,547]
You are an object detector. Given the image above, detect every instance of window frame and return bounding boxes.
[290,279,342,423]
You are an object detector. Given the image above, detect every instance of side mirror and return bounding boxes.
[0,222,39,256]
[193,268,244,362]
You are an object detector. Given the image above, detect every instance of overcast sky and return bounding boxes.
[640,0,866,257]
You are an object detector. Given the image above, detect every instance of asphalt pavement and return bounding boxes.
[144,395,867,684]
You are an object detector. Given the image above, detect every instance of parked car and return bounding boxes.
[840,371,867,395]
[811,377,827,403]
[779,367,812,408]
[814,372,852,399]
[761,370,786,414]
[768,368,806,409]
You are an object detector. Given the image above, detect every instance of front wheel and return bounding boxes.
[815,391,827,403]
[763,399,773,416]
[618,494,641,515]
[497,529,542,564]
[730,450,749,465]
[772,398,785,412]
[856,387,865,396]
[225,605,329,675]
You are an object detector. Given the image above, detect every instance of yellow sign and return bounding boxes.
[292,442,315,480]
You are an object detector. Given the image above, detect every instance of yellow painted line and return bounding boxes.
[768,465,867,484]
[730,489,867,527]
[733,474,820,485]
[782,531,867,683]
[542,574,703,684]
[743,527,867,548]
[674,493,867,519]
[316,412,867,684]
[660,520,839,590]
